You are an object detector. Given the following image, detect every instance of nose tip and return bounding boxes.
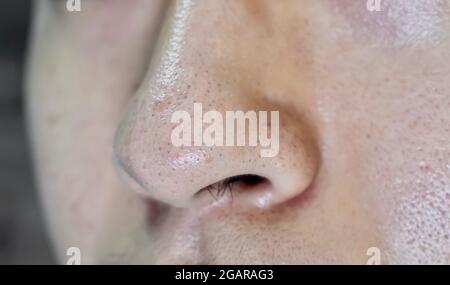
[114,101,320,210]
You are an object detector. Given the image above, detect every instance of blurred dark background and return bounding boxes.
[0,0,55,264]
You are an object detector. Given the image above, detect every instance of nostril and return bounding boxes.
[225,174,268,190]
[195,174,272,208]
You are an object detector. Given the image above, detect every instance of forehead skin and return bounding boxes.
[26,0,449,264]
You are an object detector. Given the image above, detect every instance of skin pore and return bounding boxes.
[26,0,449,264]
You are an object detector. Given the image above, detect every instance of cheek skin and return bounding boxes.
[315,41,450,264]
[373,95,450,264]
[368,118,449,264]
[26,0,168,263]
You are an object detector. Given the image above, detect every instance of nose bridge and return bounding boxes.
[114,0,320,208]
[137,0,234,113]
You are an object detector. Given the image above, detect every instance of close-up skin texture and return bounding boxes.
[26,0,449,264]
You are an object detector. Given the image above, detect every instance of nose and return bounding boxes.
[113,0,320,210]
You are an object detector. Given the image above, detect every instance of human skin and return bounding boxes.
[26,0,449,264]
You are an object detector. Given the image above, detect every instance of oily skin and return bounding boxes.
[26,0,449,264]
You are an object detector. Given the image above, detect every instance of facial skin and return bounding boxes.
[26,0,449,264]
